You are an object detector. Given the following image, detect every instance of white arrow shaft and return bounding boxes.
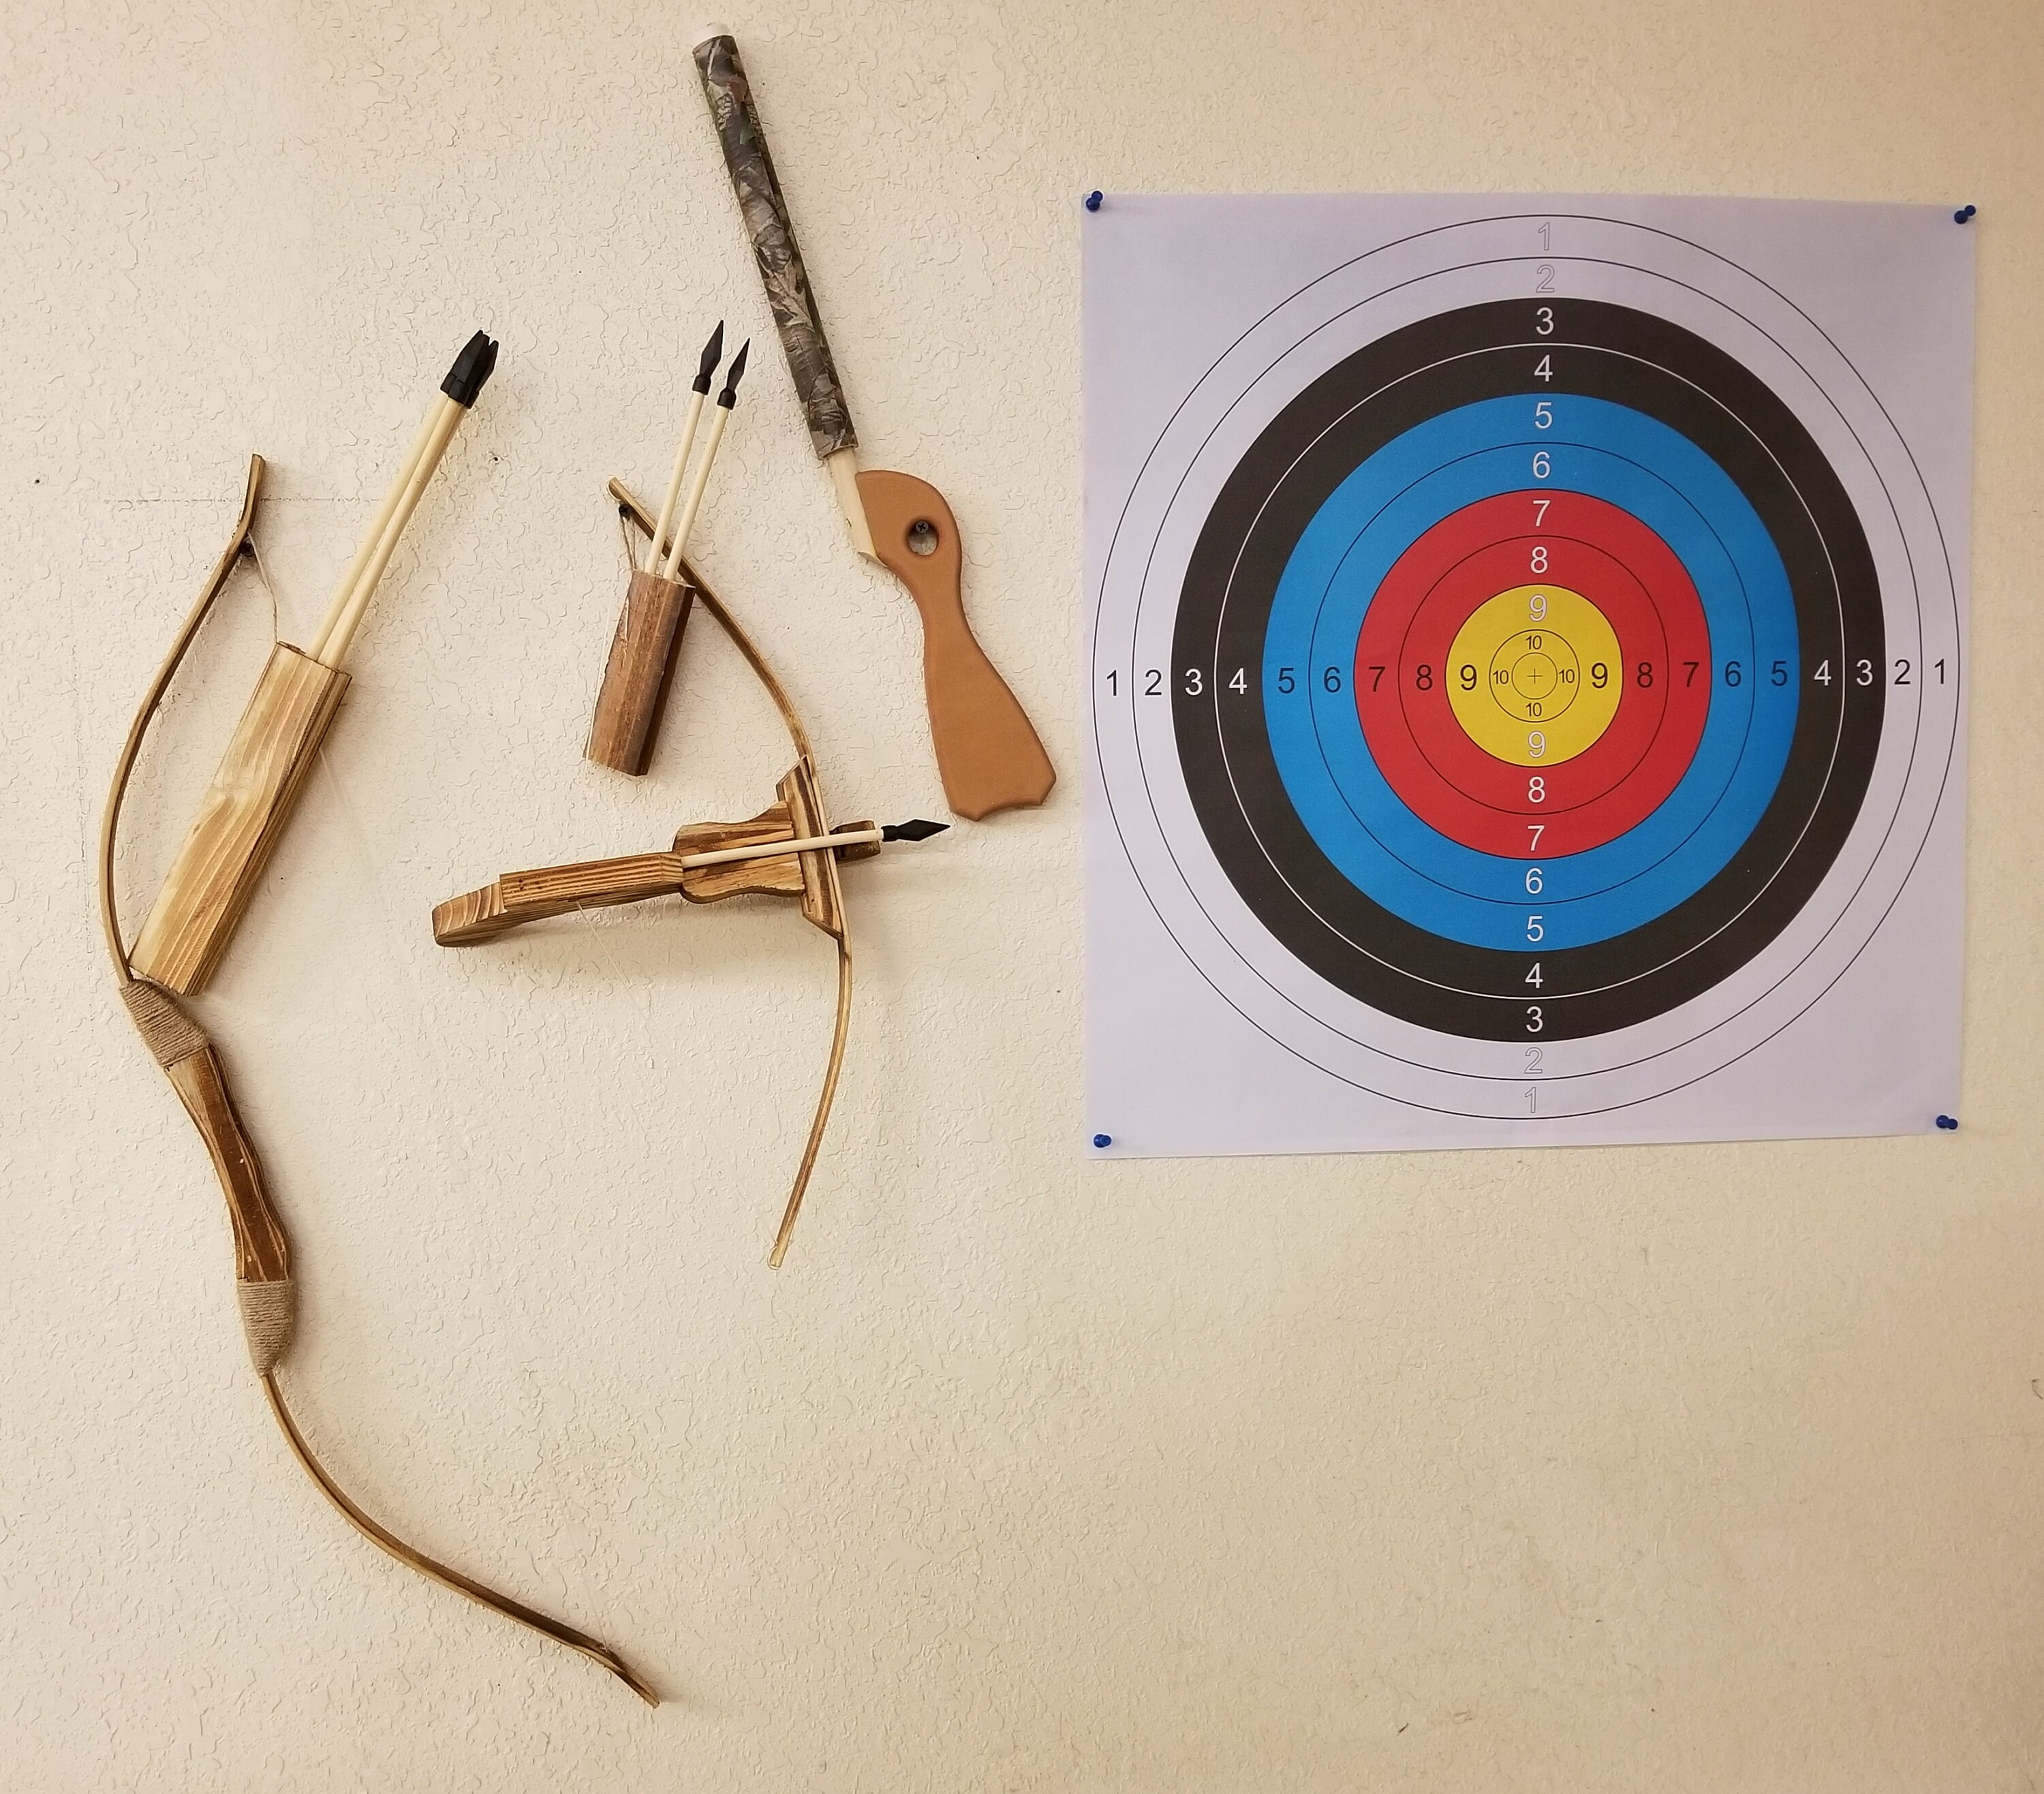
[678,826,880,870]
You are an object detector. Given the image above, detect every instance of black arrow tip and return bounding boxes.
[881,818,948,843]
[716,339,750,407]
[441,330,500,407]
[692,319,725,393]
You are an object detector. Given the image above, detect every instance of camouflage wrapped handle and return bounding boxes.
[694,35,857,461]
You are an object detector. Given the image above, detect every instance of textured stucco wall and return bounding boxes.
[3,1,2041,1788]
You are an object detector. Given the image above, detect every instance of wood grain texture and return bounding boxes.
[586,570,693,775]
[782,762,845,938]
[432,764,880,946]
[433,850,690,944]
[119,977,292,1290]
[162,1047,292,1284]
[856,468,1055,821]
[672,769,876,931]
[128,643,350,994]
[672,800,805,901]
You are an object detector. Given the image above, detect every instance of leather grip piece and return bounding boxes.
[856,469,1055,820]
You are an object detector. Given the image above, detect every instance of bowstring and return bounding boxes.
[246,534,284,645]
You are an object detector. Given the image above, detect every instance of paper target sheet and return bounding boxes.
[1084,194,1972,1155]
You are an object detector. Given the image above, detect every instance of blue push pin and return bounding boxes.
[1092,1133,1113,1148]
[1085,190,1103,213]
[1936,1114,1958,1130]
[1954,204,1977,223]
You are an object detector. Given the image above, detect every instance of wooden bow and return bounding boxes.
[435,480,878,1267]
[99,454,655,1705]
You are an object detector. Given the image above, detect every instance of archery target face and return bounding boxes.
[1086,197,1970,1150]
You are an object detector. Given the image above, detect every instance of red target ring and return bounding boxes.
[1400,536,1665,803]
[1353,491,1712,856]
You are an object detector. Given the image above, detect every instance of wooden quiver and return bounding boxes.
[119,977,296,1373]
[128,643,350,996]
[587,570,695,775]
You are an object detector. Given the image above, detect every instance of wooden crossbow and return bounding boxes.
[99,350,660,1703]
[433,478,944,1267]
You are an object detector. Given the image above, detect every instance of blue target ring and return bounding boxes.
[1261,397,1799,949]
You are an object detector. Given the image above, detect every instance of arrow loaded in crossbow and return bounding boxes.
[433,790,945,953]
[692,31,1056,822]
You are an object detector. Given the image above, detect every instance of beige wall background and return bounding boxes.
[4,1,2041,1787]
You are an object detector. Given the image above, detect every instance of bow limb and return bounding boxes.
[770,929,852,1269]
[609,481,852,1265]
[260,1373,656,1704]
[102,457,654,1705]
[769,757,854,1269]
[99,455,265,973]
[99,455,296,1348]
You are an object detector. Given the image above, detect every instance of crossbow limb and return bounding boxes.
[99,455,655,1705]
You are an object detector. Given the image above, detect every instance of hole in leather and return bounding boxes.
[907,519,940,557]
